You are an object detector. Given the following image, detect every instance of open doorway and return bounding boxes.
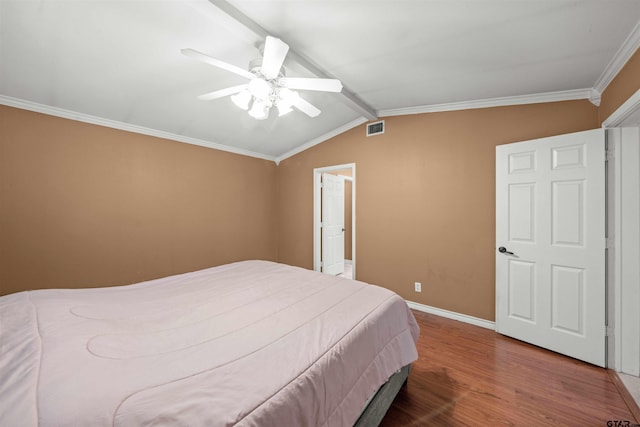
[603,88,640,403]
[313,163,356,279]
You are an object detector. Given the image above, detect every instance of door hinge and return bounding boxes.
[606,237,614,249]
[606,145,614,162]
[320,222,323,228]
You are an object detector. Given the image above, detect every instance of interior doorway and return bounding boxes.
[603,89,640,402]
[313,163,356,279]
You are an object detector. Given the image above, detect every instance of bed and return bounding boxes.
[0,260,419,426]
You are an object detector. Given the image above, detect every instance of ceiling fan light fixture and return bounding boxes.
[248,99,270,120]
[248,78,271,100]
[277,102,293,117]
[276,88,296,116]
[231,89,251,110]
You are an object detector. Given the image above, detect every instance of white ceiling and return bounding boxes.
[1,1,640,161]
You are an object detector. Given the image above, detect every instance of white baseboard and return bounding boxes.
[406,300,496,330]
[344,259,353,265]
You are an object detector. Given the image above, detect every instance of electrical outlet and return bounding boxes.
[414,282,422,292]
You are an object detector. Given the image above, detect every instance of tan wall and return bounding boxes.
[599,49,640,123]
[0,106,278,296]
[3,48,637,313]
[277,101,599,321]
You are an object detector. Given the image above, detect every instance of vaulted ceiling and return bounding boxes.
[1,1,639,162]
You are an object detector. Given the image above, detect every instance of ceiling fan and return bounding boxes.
[182,36,343,120]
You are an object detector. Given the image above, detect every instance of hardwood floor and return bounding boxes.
[381,310,638,426]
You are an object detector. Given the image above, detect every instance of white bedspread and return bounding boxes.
[0,260,419,426]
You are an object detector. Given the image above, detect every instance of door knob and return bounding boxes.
[498,246,514,255]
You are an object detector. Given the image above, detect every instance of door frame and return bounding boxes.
[602,88,640,373]
[313,163,356,278]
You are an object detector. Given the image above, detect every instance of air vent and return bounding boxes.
[366,120,385,136]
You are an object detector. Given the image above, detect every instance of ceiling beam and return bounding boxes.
[206,0,378,121]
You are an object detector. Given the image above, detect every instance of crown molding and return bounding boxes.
[378,88,592,117]
[593,21,640,94]
[602,88,640,128]
[274,117,368,164]
[0,95,277,163]
[589,88,602,107]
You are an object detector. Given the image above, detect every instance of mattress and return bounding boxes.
[0,260,419,426]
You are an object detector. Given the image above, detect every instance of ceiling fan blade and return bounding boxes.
[181,48,255,80]
[197,84,248,101]
[291,95,321,117]
[261,36,289,80]
[280,77,343,93]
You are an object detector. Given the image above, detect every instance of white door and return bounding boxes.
[322,173,345,275]
[496,129,606,367]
